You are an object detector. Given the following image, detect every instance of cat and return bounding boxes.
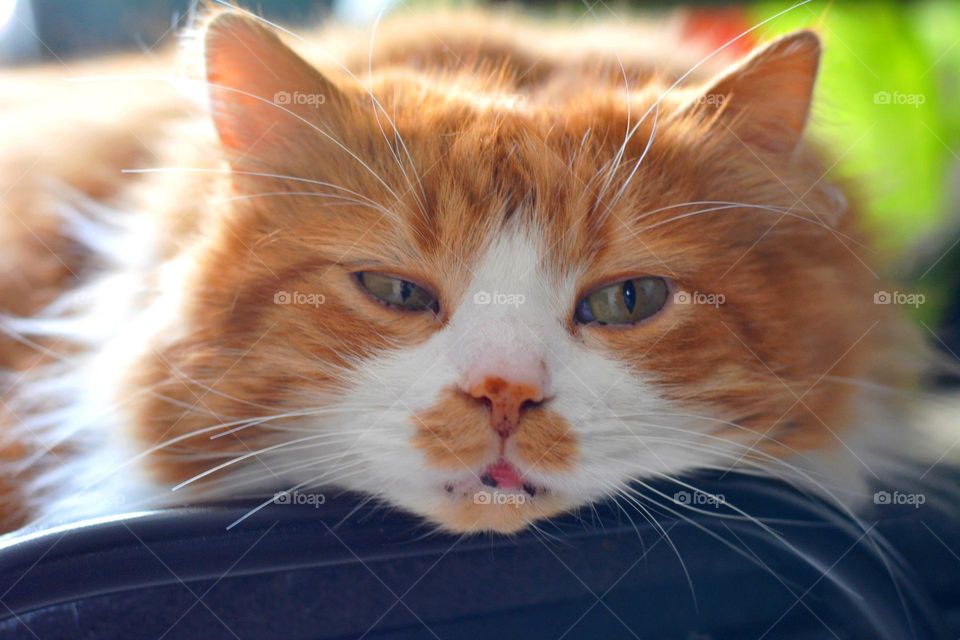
[0,5,936,535]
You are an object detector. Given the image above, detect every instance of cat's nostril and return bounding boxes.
[520,398,541,412]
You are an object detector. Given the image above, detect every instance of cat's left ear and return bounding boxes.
[684,30,821,153]
[202,11,354,170]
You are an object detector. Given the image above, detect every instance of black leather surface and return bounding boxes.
[0,471,956,639]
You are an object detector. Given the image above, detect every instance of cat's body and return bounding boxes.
[0,8,930,534]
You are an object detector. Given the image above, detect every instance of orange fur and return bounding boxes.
[0,8,908,533]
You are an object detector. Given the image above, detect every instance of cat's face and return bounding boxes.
[131,13,881,533]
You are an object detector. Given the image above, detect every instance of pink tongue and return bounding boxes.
[488,461,523,489]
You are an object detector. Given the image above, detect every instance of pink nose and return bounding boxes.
[469,376,544,437]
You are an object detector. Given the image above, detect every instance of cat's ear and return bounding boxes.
[202,11,351,168]
[685,30,821,153]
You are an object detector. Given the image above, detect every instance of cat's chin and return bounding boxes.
[427,490,574,534]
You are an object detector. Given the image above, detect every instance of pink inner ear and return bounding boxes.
[203,12,344,161]
[206,54,268,153]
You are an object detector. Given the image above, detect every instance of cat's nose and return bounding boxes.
[469,376,544,438]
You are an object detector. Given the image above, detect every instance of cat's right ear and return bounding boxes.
[202,11,353,171]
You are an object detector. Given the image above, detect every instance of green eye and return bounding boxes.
[356,272,438,313]
[575,277,668,325]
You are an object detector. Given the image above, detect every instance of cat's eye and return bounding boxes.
[575,277,668,325]
[355,272,438,313]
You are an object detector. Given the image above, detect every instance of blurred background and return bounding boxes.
[2,0,960,364]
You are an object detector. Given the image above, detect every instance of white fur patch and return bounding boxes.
[4,192,185,529]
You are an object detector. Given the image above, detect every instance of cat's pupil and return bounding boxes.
[574,276,668,325]
[622,280,636,313]
[356,272,438,313]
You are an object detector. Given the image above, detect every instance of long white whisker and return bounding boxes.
[225,459,369,530]
[170,431,361,491]
[367,4,428,220]
[607,101,660,213]
[637,203,859,239]
[121,167,386,209]
[211,190,398,218]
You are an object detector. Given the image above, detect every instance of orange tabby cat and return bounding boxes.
[0,7,921,534]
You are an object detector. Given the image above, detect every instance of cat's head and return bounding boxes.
[130,12,882,533]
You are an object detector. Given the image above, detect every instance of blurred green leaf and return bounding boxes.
[752,1,957,256]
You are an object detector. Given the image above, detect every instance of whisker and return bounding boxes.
[210,1,431,220]
[211,191,399,221]
[226,459,369,530]
[606,101,660,215]
[69,74,404,204]
[121,167,386,209]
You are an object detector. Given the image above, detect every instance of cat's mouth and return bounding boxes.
[430,458,572,533]
[443,459,545,499]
